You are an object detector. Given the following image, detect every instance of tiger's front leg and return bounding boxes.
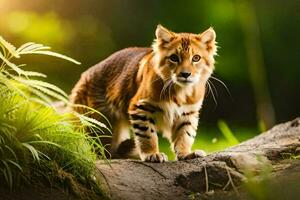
[129,101,168,163]
[172,111,206,160]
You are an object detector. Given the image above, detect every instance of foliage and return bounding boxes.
[217,120,239,145]
[0,0,299,130]
[0,35,108,197]
[0,36,79,103]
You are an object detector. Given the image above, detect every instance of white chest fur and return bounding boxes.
[155,100,203,140]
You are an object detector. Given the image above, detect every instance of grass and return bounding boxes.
[0,36,108,198]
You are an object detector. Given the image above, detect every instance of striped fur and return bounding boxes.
[70,25,217,162]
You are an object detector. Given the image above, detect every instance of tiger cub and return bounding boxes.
[70,25,217,162]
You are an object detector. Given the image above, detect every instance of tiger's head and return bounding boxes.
[152,25,217,88]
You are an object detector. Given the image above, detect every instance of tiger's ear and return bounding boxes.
[199,27,216,43]
[155,24,175,42]
[198,27,217,55]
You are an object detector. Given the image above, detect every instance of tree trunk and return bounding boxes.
[95,118,300,200]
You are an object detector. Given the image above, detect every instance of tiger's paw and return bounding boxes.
[144,152,168,163]
[177,150,206,161]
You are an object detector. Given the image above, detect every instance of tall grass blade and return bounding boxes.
[218,120,239,145]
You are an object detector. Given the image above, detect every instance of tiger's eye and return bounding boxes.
[192,54,201,62]
[169,54,179,63]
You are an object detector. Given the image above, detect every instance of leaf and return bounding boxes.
[18,79,68,98]
[71,103,112,128]
[1,160,13,189]
[27,140,61,148]
[28,84,68,103]
[74,112,110,133]
[16,42,80,64]
[4,145,18,162]
[0,43,7,58]
[22,143,40,162]
[23,71,47,78]
[19,50,81,65]
[7,160,23,172]
[25,87,53,104]
[15,42,35,52]
[36,150,51,160]
[16,42,50,54]
[0,76,29,99]
[0,36,19,58]
[14,78,69,103]
[0,51,27,75]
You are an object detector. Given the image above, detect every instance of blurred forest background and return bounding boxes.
[1,0,299,155]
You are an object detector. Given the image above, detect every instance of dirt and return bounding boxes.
[0,186,75,200]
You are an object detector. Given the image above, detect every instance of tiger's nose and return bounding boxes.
[179,72,191,78]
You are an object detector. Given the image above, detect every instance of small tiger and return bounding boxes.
[70,25,217,162]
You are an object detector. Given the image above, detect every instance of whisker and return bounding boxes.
[159,78,172,100]
[210,76,232,99]
[208,79,218,98]
[168,80,174,101]
[151,77,162,85]
[161,82,169,100]
[166,79,173,101]
[205,80,211,97]
[207,81,217,107]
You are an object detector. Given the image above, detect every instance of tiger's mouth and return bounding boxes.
[175,77,195,86]
[177,79,193,83]
[171,74,200,87]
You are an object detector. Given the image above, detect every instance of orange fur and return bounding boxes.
[70,25,217,162]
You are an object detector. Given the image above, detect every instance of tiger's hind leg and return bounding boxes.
[110,119,138,158]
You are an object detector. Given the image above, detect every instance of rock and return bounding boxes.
[95,118,300,200]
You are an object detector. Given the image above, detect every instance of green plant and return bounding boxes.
[0,36,79,103]
[217,120,239,145]
[0,35,108,196]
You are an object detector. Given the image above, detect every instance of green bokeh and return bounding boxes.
[0,0,299,151]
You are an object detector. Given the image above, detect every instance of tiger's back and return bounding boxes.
[70,47,152,120]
